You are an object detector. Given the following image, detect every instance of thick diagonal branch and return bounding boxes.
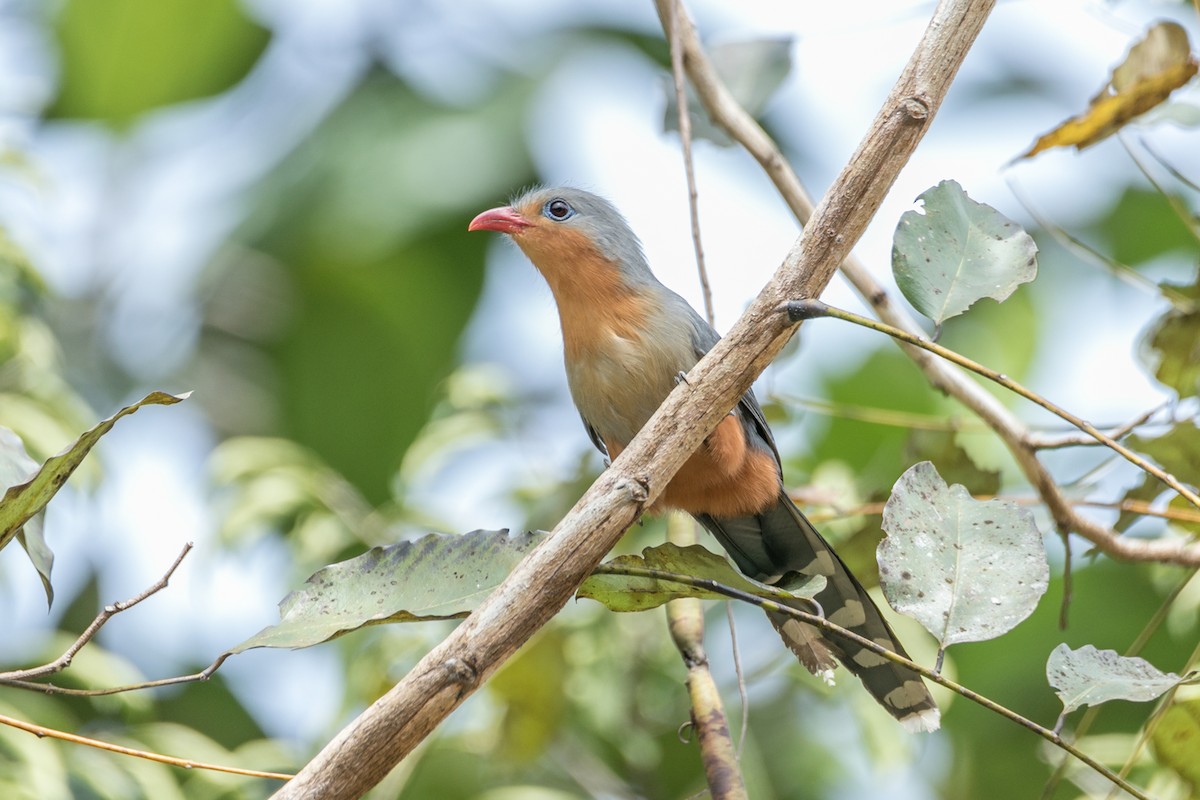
[273,2,995,796]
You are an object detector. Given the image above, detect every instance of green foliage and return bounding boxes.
[1139,273,1200,399]
[879,461,1048,649]
[1046,644,1182,718]
[232,530,548,653]
[1153,698,1200,792]
[892,180,1038,328]
[0,392,186,605]
[212,72,535,504]
[48,0,270,127]
[1100,187,1198,266]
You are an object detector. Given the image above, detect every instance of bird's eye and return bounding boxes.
[544,199,575,221]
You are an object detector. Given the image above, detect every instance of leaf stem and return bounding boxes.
[787,299,1200,511]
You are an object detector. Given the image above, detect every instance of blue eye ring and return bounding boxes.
[544,198,575,221]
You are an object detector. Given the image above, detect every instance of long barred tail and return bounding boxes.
[696,492,940,732]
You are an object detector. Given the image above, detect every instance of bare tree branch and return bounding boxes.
[0,543,194,686]
[273,1,995,796]
[667,0,1200,566]
[664,515,746,800]
[0,711,292,782]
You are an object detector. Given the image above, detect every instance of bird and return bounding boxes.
[468,186,939,732]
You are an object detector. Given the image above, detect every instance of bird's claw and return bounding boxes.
[675,371,690,386]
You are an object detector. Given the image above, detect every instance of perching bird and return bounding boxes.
[469,187,939,732]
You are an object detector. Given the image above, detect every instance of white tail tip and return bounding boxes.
[899,707,941,733]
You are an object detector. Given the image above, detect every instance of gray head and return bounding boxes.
[468,186,658,288]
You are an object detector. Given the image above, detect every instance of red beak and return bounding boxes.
[468,206,532,235]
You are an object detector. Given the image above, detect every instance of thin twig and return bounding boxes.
[0,543,194,684]
[1120,132,1200,247]
[1006,174,1193,310]
[802,493,1200,527]
[1140,136,1200,192]
[788,299,1200,511]
[1025,402,1169,450]
[0,712,292,781]
[0,653,232,696]
[664,0,715,326]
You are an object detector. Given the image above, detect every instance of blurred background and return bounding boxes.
[1,0,1198,797]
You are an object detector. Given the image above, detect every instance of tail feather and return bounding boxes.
[696,492,939,731]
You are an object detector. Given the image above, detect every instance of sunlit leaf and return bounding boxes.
[1019,22,1198,158]
[1047,644,1182,716]
[664,38,793,146]
[230,529,548,652]
[48,0,270,127]
[0,427,53,605]
[879,461,1048,648]
[0,392,188,553]
[579,542,823,613]
[1153,698,1200,790]
[892,180,1038,326]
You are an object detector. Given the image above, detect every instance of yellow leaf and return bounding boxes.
[1020,21,1197,159]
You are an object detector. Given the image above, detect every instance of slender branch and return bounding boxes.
[664,0,714,326]
[0,543,193,684]
[273,2,995,796]
[0,712,292,782]
[788,299,1200,510]
[1005,174,1193,310]
[0,653,232,696]
[598,565,1152,800]
[669,16,1200,566]
[804,494,1200,527]
[1024,400,1166,449]
[664,515,746,800]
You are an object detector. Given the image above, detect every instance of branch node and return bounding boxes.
[617,477,651,504]
[782,299,829,323]
[902,95,931,120]
[442,657,478,689]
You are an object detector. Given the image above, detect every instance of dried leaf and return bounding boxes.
[1020,22,1198,158]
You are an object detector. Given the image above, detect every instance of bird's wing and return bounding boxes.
[580,413,610,461]
[684,309,784,467]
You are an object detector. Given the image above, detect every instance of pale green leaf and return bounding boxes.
[892,180,1038,325]
[0,426,53,605]
[230,529,548,652]
[0,392,189,552]
[879,461,1048,647]
[1047,644,1182,715]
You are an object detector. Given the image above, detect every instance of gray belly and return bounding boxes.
[566,331,695,444]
